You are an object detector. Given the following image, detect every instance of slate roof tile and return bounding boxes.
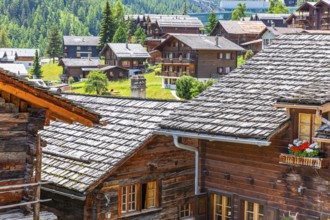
[160,34,330,140]
[41,94,182,193]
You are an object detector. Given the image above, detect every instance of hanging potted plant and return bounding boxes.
[279,139,329,169]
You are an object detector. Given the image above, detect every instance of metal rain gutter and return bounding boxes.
[173,135,199,195]
[41,186,86,201]
[155,130,271,147]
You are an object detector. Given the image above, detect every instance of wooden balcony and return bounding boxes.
[156,71,195,77]
[279,153,329,169]
[155,57,193,65]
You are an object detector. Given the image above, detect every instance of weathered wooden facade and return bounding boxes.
[39,95,197,220]
[155,34,244,89]
[0,70,100,219]
[100,43,150,71]
[58,58,101,81]
[63,36,100,59]
[158,34,330,219]
[210,21,266,45]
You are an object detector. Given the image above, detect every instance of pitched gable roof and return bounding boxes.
[159,34,330,142]
[217,21,266,35]
[102,43,150,59]
[260,27,304,37]
[0,69,101,127]
[59,58,101,67]
[156,34,245,51]
[0,48,38,58]
[41,94,182,193]
[156,17,204,28]
[63,36,100,46]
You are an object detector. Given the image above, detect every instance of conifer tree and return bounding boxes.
[113,0,125,25]
[46,25,62,63]
[0,26,11,48]
[112,26,128,43]
[206,9,217,34]
[98,1,116,50]
[183,1,188,15]
[30,50,42,79]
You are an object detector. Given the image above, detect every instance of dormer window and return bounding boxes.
[298,113,321,143]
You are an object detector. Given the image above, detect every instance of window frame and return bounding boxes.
[213,194,233,220]
[225,67,231,74]
[298,113,322,143]
[179,203,192,219]
[121,184,137,214]
[225,53,231,60]
[243,200,264,220]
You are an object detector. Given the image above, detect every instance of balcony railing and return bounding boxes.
[155,57,193,64]
[156,71,195,77]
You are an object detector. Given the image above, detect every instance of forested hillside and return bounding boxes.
[0,0,201,56]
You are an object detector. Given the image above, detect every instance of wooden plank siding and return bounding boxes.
[199,126,330,219]
[86,135,195,220]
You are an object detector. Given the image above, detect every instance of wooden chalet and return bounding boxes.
[39,94,196,220]
[0,48,39,70]
[100,43,150,71]
[63,36,100,59]
[250,13,291,27]
[0,69,101,219]
[154,34,245,89]
[210,21,266,45]
[156,34,330,219]
[285,0,330,30]
[58,58,101,81]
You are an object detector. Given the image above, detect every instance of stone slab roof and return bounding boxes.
[159,34,330,141]
[0,48,38,58]
[252,13,291,20]
[63,36,100,46]
[156,34,245,51]
[218,21,266,35]
[157,17,204,28]
[264,27,304,36]
[0,64,28,77]
[106,43,151,59]
[40,94,182,193]
[59,58,101,67]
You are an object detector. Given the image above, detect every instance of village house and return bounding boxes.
[0,64,28,78]
[0,69,101,219]
[156,33,330,220]
[154,34,245,89]
[0,48,39,70]
[250,13,291,27]
[63,36,100,59]
[285,0,330,30]
[39,94,196,220]
[258,26,304,49]
[210,20,266,45]
[58,58,101,81]
[100,43,150,72]
[99,65,129,81]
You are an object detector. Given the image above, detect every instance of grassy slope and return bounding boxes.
[41,63,62,81]
[71,71,175,100]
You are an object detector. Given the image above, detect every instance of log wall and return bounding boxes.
[0,95,45,213]
[200,126,330,219]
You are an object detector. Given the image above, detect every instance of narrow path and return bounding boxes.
[171,90,181,100]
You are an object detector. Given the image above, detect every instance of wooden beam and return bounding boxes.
[273,103,322,110]
[0,82,95,127]
[100,185,119,191]
[313,137,330,143]
[34,135,42,220]
[322,103,330,113]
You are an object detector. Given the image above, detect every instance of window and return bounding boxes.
[225,67,231,74]
[133,60,138,66]
[218,53,224,59]
[218,67,223,73]
[119,71,124,78]
[122,60,130,67]
[180,203,191,219]
[142,181,157,209]
[76,53,81,58]
[298,113,322,143]
[214,194,232,220]
[77,46,81,51]
[121,185,137,213]
[244,201,264,220]
[88,46,92,51]
[109,71,114,78]
[225,53,231,60]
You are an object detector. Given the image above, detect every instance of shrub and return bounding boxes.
[68,77,75,85]
[84,71,109,95]
[176,77,217,100]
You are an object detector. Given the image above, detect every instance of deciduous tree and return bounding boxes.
[84,70,109,95]
[231,3,246,20]
[268,0,289,13]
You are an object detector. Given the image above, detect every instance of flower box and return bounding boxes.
[279,153,329,169]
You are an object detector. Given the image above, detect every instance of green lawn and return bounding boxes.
[71,71,175,100]
[41,62,62,81]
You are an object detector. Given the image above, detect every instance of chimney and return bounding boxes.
[126,40,129,49]
[131,75,146,98]
[215,35,219,47]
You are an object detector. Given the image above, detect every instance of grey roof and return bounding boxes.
[41,94,182,193]
[0,64,28,77]
[253,13,291,20]
[63,36,100,46]
[106,43,151,58]
[316,124,330,139]
[148,14,191,23]
[100,65,128,71]
[264,27,304,36]
[59,58,101,67]
[0,48,38,57]
[157,17,204,28]
[157,34,245,51]
[218,21,266,35]
[159,34,330,141]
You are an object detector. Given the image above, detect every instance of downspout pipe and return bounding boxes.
[173,135,199,195]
